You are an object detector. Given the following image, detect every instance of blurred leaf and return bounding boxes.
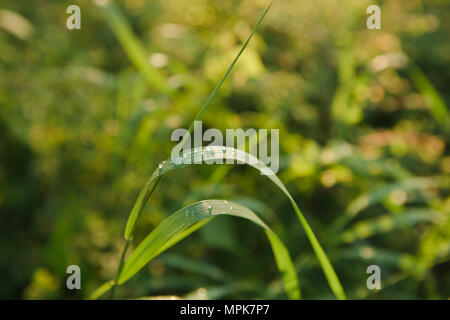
[409,64,448,126]
[341,208,438,243]
[95,1,168,92]
[159,253,229,282]
[337,177,443,228]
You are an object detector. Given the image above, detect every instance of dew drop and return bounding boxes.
[207,205,212,215]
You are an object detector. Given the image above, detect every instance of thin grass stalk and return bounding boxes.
[178,2,272,150]
[110,177,161,299]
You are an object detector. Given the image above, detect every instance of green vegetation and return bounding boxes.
[0,0,448,299]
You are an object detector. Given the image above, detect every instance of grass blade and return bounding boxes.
[95,0,168,92]
[89,281,113,300]
[178,2,272,149]
[105,200,299,299]
[409,64,448,126]
[109,2,343,299]
[124,146,346,299]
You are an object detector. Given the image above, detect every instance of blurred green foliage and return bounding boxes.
[0,0,449,299]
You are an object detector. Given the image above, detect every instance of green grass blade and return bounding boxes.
[409,64,448,126]
[124,176,161,239]
[178,2,272,149]
[89,280,113,300]
[109,2,340,299]
[95,1,168,92]
[118,200,300,299]
[123,146,345,299]
[264,229,300,299]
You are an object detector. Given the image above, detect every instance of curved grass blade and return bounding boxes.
[110,2,273,299]
[124,146,346,299]
[120,200,299,299]
[107,200,299,299]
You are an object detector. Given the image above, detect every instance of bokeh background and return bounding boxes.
[0,0,449,299]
